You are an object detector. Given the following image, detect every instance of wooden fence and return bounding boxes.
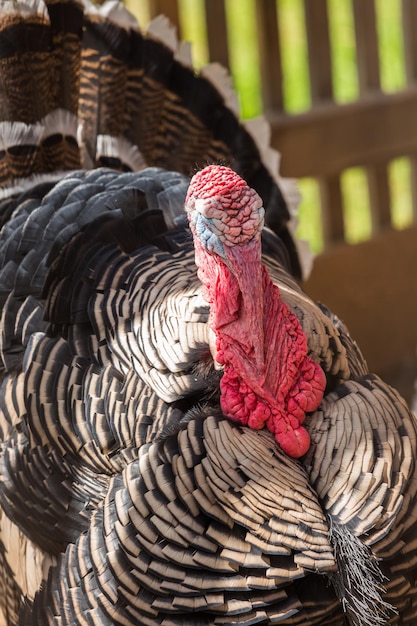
[128,0,417,401]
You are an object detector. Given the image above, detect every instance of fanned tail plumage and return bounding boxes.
[0,0,302,276]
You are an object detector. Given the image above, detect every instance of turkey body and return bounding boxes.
[1,1,417,625]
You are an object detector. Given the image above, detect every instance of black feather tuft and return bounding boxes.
[328,517,396,626]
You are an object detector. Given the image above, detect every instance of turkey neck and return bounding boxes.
[194,235,267,376]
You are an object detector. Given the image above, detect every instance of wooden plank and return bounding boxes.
[408,155,417,221]
[365,163,391,233]
[367,163,392,231]
[402,0,417,83]
[402,1,417,221]
[318,176,345,245]
[204,0,229,68]
[352,0,381,92]
[304,225,417,404]
[269,87,417,178]
[256,0,283,112]
[303,0,333,102]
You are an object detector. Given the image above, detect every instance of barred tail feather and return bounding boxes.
[0,0,51,123]
[45,0,83,115]
[0,0,82,189]
[0,0,304,278]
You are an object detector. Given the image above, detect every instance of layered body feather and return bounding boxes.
[0,1,417,625]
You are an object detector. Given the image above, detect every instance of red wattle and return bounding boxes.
[277,426,311,458]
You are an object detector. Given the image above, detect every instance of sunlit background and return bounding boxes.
[124,0,413,254]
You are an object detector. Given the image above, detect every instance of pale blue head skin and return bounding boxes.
[191,211,226,258]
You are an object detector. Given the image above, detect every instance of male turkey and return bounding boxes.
[0,1,417,625]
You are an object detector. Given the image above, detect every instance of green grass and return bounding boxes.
[126,0,411,254]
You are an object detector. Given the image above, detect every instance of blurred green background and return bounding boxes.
[125,0,414,253]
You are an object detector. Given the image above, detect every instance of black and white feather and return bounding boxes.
[0,1,417,625]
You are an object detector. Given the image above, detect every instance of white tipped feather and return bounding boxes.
[175,41,193,68]
[244,116,301,217]
[147,15,193,67]
[0,121,43,151]
[293,237,314,280]
[82,0,139,29]
[278,175,302,220]
[244,117,280,177]
[147,14,177,51]
[96,135,148,171]
[200,63,240,116]
[283,184,315,280]
[0,0,48,18]
[41,109,78,140]
[0,111,78,151]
